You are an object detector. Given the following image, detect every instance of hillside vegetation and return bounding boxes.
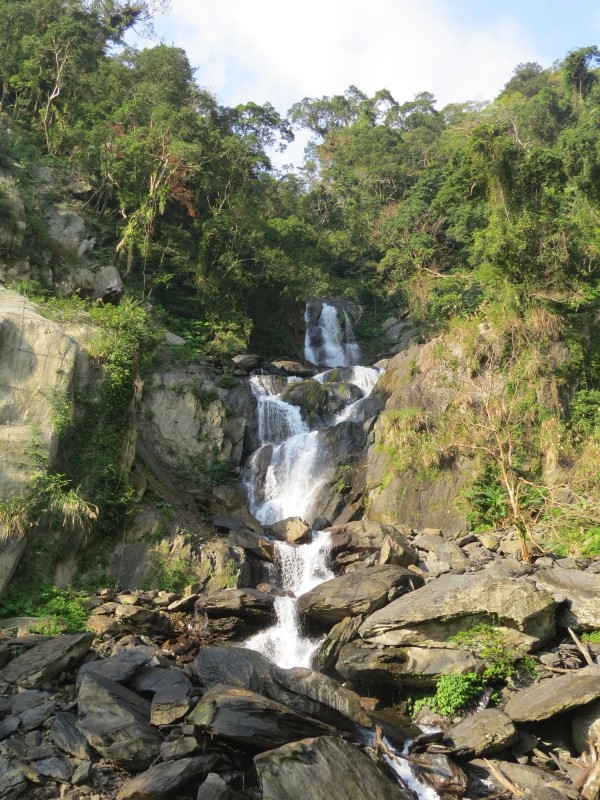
[0,0,598,557]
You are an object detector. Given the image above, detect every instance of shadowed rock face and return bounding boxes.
[255,736,411,800]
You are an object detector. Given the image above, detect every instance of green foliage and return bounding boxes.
[143,553,197,594]
[0,585,89,633]
[581,630,600,643]
[217,375,239,389]
[432,673,485,717]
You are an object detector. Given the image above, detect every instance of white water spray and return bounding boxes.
[246,533,333,669]
[304,302,361,367]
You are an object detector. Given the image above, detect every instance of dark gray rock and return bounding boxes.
[191,646,273,693]
[188,685,334,751]
[297,565,423,626]
[254,735,411,799]
[0,755,27,799]
[150,684,192,726]
[0,632,94,688]
[76,646,154,686]
[448,709,518,756]
[196,588,275,623]
[318,615,362,672]
[77,673,162,770]
[116,755,218,800]
[51,712,90,759]
[329,521,417,566]
[18,699,55,731]
[128,666,192,696]
[30,757,71,782]
[11,690,50,714]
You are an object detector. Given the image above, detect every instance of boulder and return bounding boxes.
[411,530,469,571]
[0,632,93,688]
[0,755,27,798]
[336,641,481,687]
[128,666,192,696]
[196,539,251,593]
[318,615,363,673]
[93,265,123,304]
[329,521,415,562]
[297,565,423,626]
[270,665,372,729]
[448,709,518,756]
[270,517,311,545]
[504,665,600,722]
[530,567,600,631]
[467,758,574,800]
[116,756,219,800]
[231,354,260,371]
[77,673,162,770]
[280,379,328,421]
[196,773,229,800]
[51,712,90,760]
[76,646,154,686]
[150,683,192,726]
[188,685,334,750]
[196,588,275,624]
[254,735,411,800]
[191,646,274,693]
[410,753,468,797]
[358,573,555,653]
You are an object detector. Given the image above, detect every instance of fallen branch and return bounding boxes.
[483,759,525,797]
[568,627,595,666]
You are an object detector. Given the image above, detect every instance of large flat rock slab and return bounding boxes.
[297,565,423,626]
[255,735,411,800]
[504,665,600,722]
[448,709,518,756]
[116,755,218,800]
[358,573,555,653]
[188,685,334,751]
[0,632,94,688]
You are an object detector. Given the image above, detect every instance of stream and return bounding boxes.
[242,301,440,799]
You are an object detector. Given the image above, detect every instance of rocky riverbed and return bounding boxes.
[0,518,599,799]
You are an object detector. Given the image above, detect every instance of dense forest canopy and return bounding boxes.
[0,1,599,360]
[0,0,598,560]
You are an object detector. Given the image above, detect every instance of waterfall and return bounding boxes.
[245,533,333,669]
[241,300,439,799]
[304,302,362,367]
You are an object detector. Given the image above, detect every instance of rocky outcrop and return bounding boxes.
[504,665,600,722]
[358,572,556,652]
[255,736,411,800]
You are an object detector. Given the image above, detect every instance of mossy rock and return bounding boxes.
[280,379,329,421]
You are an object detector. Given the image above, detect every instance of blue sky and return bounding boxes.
[139,0,600,166]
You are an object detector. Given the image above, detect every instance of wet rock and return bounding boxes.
[270,665,372,729]
[224,528,274,561]
[297,565,423,626]
[270,360,316,378]
[410,752,468,796]
[51,712,90,759]
[336,641,481,687]
[530,567,600,631]
[77,673,162,770]
[188,685,334,750]
[196,772,229,799]
[116,755,219,800]
[192,646,274,693]
[270,517,311,545]
[0,632,94,688]
[254,735,410,799]
[196,588,275,623]
[505,665,600,722]
[448,709,518,756]
[359,572,555,653]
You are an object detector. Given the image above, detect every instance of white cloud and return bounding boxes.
[146,0,543,165]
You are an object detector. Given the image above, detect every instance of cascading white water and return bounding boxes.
[304,302,361,367]
[242,302,438,798]
[245,532,333,668]
[243,376,333,525]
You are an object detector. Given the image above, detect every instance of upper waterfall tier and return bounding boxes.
[304,301,361,367]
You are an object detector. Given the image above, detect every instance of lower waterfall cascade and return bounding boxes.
[240,301,440,800]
